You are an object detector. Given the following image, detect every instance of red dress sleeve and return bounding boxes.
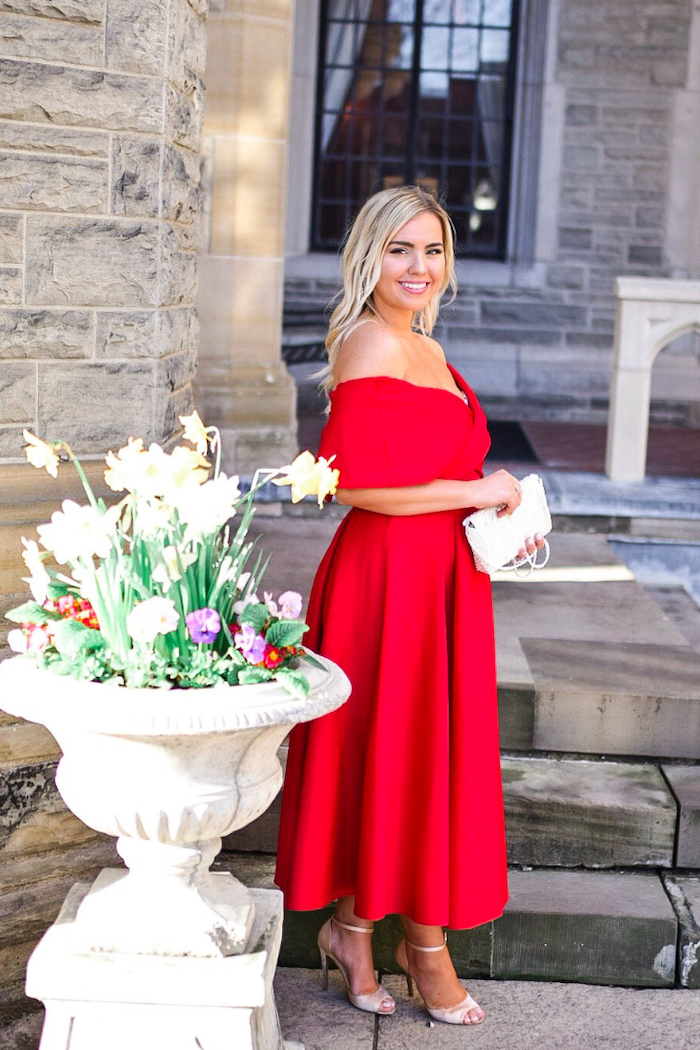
[317,377,482,489]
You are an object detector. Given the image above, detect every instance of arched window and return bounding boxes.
[312,0,519,257]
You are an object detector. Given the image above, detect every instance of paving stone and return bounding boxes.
[523,638,700,758]
[662,766,700,867]
[503,756,676,868]
[493,870,677,986]
[274,967,374,1050]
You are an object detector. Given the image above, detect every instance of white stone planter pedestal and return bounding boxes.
[0,654,350,1050]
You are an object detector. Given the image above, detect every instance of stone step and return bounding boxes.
[503,756,677,869]
[226,751,679,872]
[521,638,700,759]
[661,765,700,867]
[222,855,680,988]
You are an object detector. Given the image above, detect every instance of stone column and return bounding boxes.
[196,0,298,473]
[0,0,206,462]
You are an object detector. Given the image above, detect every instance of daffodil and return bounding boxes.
[21,537,51,604]
[37,501,121,565]
[173,472,241,537]
[179,410,209,456]
[23,430,60,479]
[104,438,145,492]
[274,451,340,508]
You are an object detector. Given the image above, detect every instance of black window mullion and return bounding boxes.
[405,0,424,185]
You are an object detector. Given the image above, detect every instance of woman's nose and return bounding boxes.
[408,254,427,274]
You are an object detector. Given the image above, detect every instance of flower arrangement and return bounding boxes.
[6,414,339,699]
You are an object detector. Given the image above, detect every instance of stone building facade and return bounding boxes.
[281,0,700,426]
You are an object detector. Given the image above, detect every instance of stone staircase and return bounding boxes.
[218,527,700,990]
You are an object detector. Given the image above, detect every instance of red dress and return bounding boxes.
[274,365,508,929]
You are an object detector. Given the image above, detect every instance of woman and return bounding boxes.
[275,186,542,1025]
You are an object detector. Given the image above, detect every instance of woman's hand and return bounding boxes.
[470,469,523,516]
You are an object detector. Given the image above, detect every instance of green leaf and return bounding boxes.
[240,602,268,632]
[264,619,307,648]
[5,600,61,625]
[299,650,327,671]
[274,667,310,700]
[52,619,100,658]
[238,665,273,684]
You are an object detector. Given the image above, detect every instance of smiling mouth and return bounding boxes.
[399,281,430,293]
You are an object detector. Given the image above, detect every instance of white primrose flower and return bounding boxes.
[7,629,28,653]
[37,501,121,565]
[21,537,51,604]
[126,597,180,645]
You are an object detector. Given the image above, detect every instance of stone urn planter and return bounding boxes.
[0,652,350,959]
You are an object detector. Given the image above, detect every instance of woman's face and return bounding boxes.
[373,211,446,316]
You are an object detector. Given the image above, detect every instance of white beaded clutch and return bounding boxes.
[463,473,552,576]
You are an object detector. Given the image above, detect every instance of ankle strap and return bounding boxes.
[332,915,374,935]
[406,932,447,952]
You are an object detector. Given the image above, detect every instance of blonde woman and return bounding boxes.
[275,186,542,1025]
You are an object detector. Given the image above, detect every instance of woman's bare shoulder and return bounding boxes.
[334,319,407,384]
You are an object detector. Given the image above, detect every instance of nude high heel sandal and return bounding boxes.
[396,933,485,1025]
[317,916,396,1015]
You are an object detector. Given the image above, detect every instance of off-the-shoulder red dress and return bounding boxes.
[274,364,507,929]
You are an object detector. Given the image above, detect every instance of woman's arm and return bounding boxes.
[336,469,523,517]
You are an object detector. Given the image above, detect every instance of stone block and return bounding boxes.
[210,136,286,257]
[0,310,94,360]
[0,150,107,213]
[0,0,104,21]
[38,361,156,451]
[95,310,156,358]
[165,79,204,152]
[0,267,22,305]
[493,871,677,987]
[0,842,120,898]
[0,938,41,1000]
[159,225,198,306]
[155,382,194,447]
[0,723,60,767]
[503,757,676,868]
[559,226,593,250]
[157,344,197,396]
[0,760,56,848]
[628,244,663,267]
[110,135,162,217]
[0,363,34,425]
[0,214,22,265]
[105,0,167,75]
[634,165,666,190]
[0,12,103,64]
[162,141,202,227]
[546,264,587,289]
[168,0,207,90]
[665,877,700,988]
[25,217,159,308]
[479,301,588,329]
[522,638,700,759]
[662,765,700,867]
[0,121,109,156]
[652,60,686,87]
[566,104,597,126]
[0,59,163,133]
[204,12,291,139]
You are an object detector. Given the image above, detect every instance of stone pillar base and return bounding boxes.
[27,881,290,1050]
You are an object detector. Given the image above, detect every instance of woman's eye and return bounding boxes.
[389,247,407,254]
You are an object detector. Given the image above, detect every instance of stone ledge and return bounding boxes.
[663,876,700,989]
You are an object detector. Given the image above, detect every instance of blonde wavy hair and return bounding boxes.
[316,185,457,401]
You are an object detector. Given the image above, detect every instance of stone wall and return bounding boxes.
[0,0,210,1022]
[0,0,207,462]
[284,0,700,426]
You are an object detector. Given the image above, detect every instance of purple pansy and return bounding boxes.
[186,607,221,644]
[234,622,266,664]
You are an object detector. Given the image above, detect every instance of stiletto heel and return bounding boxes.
[317,916,395,1015]
[395,933,485,1026]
